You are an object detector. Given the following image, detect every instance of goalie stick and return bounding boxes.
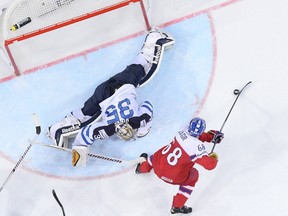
[0,113,41,193]
[32,140,146,166]
[210,81,252,153]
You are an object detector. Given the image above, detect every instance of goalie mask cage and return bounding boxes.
[0,0,151,76]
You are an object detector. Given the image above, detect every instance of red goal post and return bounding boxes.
[0,0,151,76]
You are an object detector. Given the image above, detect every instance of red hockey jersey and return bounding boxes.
[151,127,218,184]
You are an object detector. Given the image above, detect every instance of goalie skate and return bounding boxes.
[47,113,81,148]
[138,28,175,87]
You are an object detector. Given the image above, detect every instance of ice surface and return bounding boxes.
[0,0,288,215]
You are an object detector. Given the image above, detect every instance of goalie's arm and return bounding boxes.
[88,124,115,141]
[128,100,153,129]
[74,99,153,146]
[128,113,151,129]
[80,113,151,142]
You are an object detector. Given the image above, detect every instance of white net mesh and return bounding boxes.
[0,0,151,74]
[3,0,149,41]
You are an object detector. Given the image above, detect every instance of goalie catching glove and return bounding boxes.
[208,130,224,144]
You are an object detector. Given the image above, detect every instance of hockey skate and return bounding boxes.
[138,28,175,87]
[46,113,81,148]
[135,153,148,174]
[170,206,192,214]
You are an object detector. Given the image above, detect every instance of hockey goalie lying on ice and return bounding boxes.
[46,28,175,166]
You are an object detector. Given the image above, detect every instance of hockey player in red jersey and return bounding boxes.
[135,117,224,214]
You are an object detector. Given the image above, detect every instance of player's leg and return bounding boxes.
[47,78,113,147]
[108,28,176,88]
[109,64,146,88]
[135,28,175,87]
[170,168,199,214]
[80,79,113,116]
[46,109,102,148]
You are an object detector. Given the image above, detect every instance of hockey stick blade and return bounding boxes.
[240,81,252,92]
[52,189,66,216]
[32,113,41,134]
[32,141,144,165]
[0,114,41,193]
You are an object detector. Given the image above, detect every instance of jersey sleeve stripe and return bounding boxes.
[141,101,153,115]
[81,125,94,145]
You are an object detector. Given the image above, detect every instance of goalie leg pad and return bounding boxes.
[72,146,88,167]
[137,28,175,87]
[47,113,82,148]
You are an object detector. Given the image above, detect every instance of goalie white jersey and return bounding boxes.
[74,83,153,146]
[100,84,139,125]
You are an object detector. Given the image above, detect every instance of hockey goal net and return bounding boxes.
[0,0,151,76]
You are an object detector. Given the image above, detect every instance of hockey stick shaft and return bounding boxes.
[210,81,252,153]
[52,189,66,216]
[32,141,145,165]
[0,139,34,192]
[0,114,41,193]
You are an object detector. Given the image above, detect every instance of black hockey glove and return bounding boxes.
[208,130,224,144]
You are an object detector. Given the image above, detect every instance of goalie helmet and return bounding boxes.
[188,117,206,137]
[115,121,137,141]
